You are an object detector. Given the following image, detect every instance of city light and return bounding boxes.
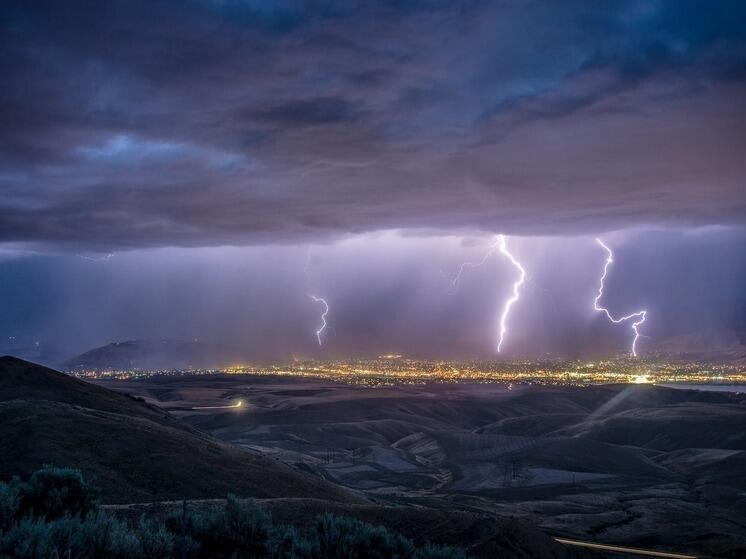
[70,357,746,389]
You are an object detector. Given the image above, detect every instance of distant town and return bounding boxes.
[69,356,746,388]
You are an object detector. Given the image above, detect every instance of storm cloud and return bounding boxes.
[1,0,745,250]
[1,229,744,361]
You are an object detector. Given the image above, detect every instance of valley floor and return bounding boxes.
[97,375,746,559]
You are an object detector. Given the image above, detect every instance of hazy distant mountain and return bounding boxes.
[647,329,746,363]
[0,356,356,503]
[65,339,244,371]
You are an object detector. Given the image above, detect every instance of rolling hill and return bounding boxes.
[0,356,357,504]
[63,339,243,371]
[0,357,579,558]
[111,375,745,557]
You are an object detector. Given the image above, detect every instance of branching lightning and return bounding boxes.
[497,235,526,353]
[445,237,502,289]
[446,235,526,353]
[309,295,329,346]
[304,249,331,346]
[593,238,647,357]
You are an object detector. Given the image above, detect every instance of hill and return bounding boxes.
[0,354,175,425]
[64,339,243,371]
[646,329,746,363]
[0,357,578,558]
[117,375,745,557]
[0,356,357,504]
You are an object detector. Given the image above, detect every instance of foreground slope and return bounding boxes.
[1,358,578,558]
[110,375,745,558]
[0,356,356,504]
[110,498,573,559]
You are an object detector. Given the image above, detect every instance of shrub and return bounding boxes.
[1,469,468,559]
[414,543,467,559]
[310,513,416,559]
[0,478,22,533]
[190,495,271,557]
[75,510,141,559]
[0,511,150,559]
[136,516,176,559]
[269,525,313,559]
[20,466,97,521]
[0,516,54,558]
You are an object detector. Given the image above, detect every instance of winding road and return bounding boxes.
[554,537,697,559]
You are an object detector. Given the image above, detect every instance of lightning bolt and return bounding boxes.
[309,295,329,346]
[593,238,647,357]
[445,237,502,289]
[497,235,526,353]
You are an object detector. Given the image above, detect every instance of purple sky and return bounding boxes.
[1,2,744,360]
[1,229,744,361]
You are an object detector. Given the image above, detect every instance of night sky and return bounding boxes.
[1,1,745,360]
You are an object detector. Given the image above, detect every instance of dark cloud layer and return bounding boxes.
[1,1,745,249]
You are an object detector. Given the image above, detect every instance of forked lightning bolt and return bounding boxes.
[309,295,329,346]
[497,235,526,353]
[446,237,502,288]
[593,239,647,357]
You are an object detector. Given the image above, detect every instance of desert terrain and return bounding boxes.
[96,374,746,558]
[2,357,580,558]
